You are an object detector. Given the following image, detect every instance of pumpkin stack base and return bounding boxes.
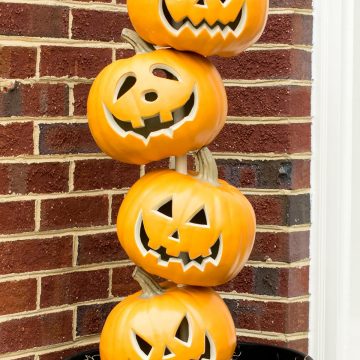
[65,343,313,360]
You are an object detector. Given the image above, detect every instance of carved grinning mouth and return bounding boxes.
[135,214,222,272]
[103,88,197,143]
[160,0,246,37]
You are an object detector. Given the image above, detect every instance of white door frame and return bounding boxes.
[310,0,360,359]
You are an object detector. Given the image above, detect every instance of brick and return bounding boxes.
[41,270,109,307]
[0,83,68,117]
[77,301,117,336]
[0,4,68,38]
[0,162,69,195]
[216,159,310,190]
[260,14,313,45]
[74,159,139,191]
[144,158,170,173]
[0,279,37,315]
[235,338,308,355]
[112,265,140,297]
[211,50,311,80]
[0,47,37,78]
[40,46,112,78]
[248,194,310,226]
[0,122,33,156]
[225,299,309,333]
[12,357,35,360]
[211,123,311,154]
[72,10,132,42]
[115,48,135,60]
[0,236,73,275]
[40,195,108,230]
[270,0,312,8]
[225,86,311,117]
[77,232,127,265]
[278,266,309,297]
[111,194,125,224]
[250,231,310,263]
[73,83,91,116]
[39,123,99,155]
[0,201,35,234]
[216,266,255,294]
[39,345,99,360]
[0,311,72,354]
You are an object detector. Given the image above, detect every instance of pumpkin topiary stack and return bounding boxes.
[87,1,269,359]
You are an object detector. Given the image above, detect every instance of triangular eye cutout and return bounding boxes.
[163,346,174,358]
[134,333,152,358]
[199,334,212,360]
[196,0,206,5]
[116,75,136,100]
[175,315,191,344]
[156,199,173,218]
[188,208,207,226]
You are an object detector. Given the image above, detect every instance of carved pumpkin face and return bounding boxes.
[117,149,256,286]
[87,49,227,164]
[127,0,269,56]
[100,271,236,360]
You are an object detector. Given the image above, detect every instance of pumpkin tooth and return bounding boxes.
[160,110,173,122]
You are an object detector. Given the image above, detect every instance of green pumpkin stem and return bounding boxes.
[195,147,219,186]
[132,267,163,297]
[121,29,155,54]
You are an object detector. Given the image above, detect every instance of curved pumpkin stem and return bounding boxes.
[132,266,163,297]
[194,147,219,186]
[121,29,155,54]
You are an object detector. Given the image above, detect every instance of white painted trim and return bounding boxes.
[310,0,360,359]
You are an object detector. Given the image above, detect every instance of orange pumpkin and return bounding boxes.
[100,267,236,360]
[87,30,227,165]
[127,0,269,57]
[117,148,256,286]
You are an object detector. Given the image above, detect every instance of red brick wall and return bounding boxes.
[0,1,312,358]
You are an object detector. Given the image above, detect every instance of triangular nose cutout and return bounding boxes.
[169,230,179,242]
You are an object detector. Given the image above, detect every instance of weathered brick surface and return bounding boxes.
[0,311,73,354]
[40,196,108,230]
[217,159,310,189]
[74,159,139,190]
[0,83,68,117]
[0,201,35,234]
[111,194,125,224]
[39,123,99,155]
[77,232,127,265]
[40,46,112,78]
[250,231,310,263]
[73,83,91,116]
[212,50,311,80]
[225,86,311,117]
[39,345,99,360]
[0,163,69,195]
[260,14,313,45]
[41,270,109,307]
[226,299,309,333]
[0,122,33,156]
[248,194,311,226]
[211,123,311,153]
[270,0,312,8]
[0,279,37,315]
[0,4,68,38]
[77,301,117,336]
[0,47,37,79]
[72,10,132,42]
[0,237,73,275]
[112,265,140,297]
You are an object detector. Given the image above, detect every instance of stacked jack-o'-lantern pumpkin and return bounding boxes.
[87,1,268,359]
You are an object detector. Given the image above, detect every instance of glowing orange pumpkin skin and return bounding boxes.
[87,49,227,165]
[117,149,256,286]
[100,270,236,360]
[127,0,269,57]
